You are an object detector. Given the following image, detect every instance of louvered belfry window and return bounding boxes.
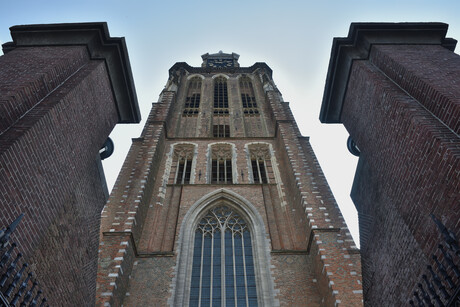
[189,206,258,307]
[213,77,229,115]
[184,77,202,116]
[240,76,259,115]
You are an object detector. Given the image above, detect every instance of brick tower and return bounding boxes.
[97,52,362,306]
[320,23,459,306]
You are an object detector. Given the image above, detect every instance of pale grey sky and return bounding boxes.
[2,0,459,246]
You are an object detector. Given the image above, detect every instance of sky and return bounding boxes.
[1,0,459,246]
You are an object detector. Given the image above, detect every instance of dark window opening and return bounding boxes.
[214,77,229,115]
[251,159,267,184]
[184,78,202,117]
[213,125,230,138]
[212,159,232,184]
[176,159,192,184]
[240,77,259,116]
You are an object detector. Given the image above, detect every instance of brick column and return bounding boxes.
[320,23,459,305]
[0,23,139,306]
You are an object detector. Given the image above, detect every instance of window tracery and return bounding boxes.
[240,76,259,115]
[172,144,195,184]
[214,77,229,115]
[190,205,258,307]
[211,144,233,184]
[184,77,202,116]
[248,144,270,184]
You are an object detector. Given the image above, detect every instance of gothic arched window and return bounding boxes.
[170,144,196,184]
[214,77,229,115]
[210,144,233,184]
[184,77,202,116]
[240,76,259,115]
[190,205,258,307]
[248,144,271,184]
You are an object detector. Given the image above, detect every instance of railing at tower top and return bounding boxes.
[409,215,460,307]
[0,214,49,307]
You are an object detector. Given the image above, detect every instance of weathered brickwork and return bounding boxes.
[342,56,459,305]
[320,23,459,306]
[97,53,362,306]
[0,49,118,305]
[0,23,140,306]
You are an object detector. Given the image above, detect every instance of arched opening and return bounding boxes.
[170,189,278,307]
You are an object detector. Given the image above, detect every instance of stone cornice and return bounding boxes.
[169,62,273,78]
[320,22,457,123]
[2,22,141,124]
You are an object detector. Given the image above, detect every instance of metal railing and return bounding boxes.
[0,214,48,307]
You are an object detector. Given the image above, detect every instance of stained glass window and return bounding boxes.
[190,206,258,307]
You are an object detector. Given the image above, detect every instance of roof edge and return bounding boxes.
[2,22,141,124]
[320,22,457,123]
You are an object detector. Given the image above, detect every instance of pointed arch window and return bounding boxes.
[211,144,233,184]
[214,77,229,115]
[248,144,271,184]
[240,76,259,115]
[190,206,258,307]
[171,144,195,184]
[184,77,202,116]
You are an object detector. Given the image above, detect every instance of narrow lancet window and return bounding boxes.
[214,77,229,115]
[190,206,258,307]
[211,144,233,184]
[251,159,267,184]
[240,76,259,115]
[171,144,195,184]
[184,77,202,116]
[248,144,271,184]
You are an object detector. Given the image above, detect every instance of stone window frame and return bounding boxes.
[245,143,272,184]
[207,142,237,184]
[183,75,204,117]
[173,144,196,184]
[212,74,230,115]
[169,189,278,307]
[239,75,259,116]
[189,205,258,306]
[163,143,198,188]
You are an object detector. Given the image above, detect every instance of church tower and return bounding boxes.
[96,52,363,306]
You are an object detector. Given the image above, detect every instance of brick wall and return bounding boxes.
[0,45,119,305]
[341,44,460,305]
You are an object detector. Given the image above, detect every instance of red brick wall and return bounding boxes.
[0,45,119,305]
[341,44,460,305]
